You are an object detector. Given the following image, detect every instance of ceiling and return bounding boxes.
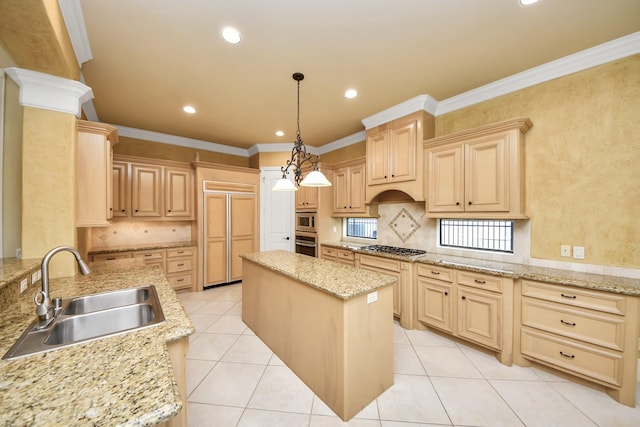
[78,0,640,150]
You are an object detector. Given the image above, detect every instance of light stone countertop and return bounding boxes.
[88,241,197,255]
[0,258,195,426]
[241,250,397,299]
[321,242,640,296]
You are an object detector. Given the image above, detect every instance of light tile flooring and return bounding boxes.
[178,283,640,427]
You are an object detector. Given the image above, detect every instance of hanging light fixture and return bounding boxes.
[272,72,332,191]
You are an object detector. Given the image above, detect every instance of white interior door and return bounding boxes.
[260,168,294,252]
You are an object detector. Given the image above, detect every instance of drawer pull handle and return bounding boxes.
[144,254,153,257]
[106,257,116,261]
[559,351,575,359]
[561,293,577,299]
[431,271,440,275]
[474,279,486,284]
[177,251,184,254]
[560,319,576,326]
[177,278,184,282]
[177,263,184,267]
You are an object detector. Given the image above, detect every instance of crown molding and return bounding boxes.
[361,94,438,129]
[115,125,249,157]
[436,31,640,115]
[317,131,366,155]
[247,142,322,157]
[58,0,93,66]
[4,67,93,116]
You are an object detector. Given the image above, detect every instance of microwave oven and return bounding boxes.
[296,212,316,233]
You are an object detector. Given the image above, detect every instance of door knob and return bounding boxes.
[284,237,290,240]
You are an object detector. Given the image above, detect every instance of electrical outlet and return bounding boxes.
[560,245,571,257]
[20,279,28,293]
[573,246,585,259]
[367,291,378,304]
[16,248,22,259]
[31,271,39,283]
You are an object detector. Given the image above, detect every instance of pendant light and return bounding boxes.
[272,73,331,191]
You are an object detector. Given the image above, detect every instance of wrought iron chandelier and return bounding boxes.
[272,73,331,191]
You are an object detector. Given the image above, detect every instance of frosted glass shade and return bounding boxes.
[300,170,332,187]
[272,177,298,191]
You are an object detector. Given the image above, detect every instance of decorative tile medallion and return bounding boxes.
[389,208,421,243]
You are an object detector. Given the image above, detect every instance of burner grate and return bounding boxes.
[359,245,426,257]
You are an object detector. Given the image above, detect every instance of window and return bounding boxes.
[440,219,513,253]
[345,218,377,239]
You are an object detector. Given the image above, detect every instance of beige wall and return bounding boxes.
[2,76,22,257]
[320,141,366,165]
[435,55,640,269]
[114,136,250,167]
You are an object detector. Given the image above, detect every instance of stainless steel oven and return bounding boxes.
[295,231,317,257]
[295,212,317,233]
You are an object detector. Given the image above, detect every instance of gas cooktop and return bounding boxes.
[359,245,427,257]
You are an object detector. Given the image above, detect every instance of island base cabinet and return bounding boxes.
[157,336,189,427]
[241,260,393,421]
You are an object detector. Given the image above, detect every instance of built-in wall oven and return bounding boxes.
[295,212,317,257]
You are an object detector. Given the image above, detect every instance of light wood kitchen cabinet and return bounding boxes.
[295,184,318,211]
[424,117,532,219]
[164,166,193,218]
[358,253,412,328]
[320,245,356,267]
[76,120,118,227]
[166,247,196,291]
[112,156,195,221]
[515,279,639,406]
[365,111,435,203]
[415,264,513,364]
[91,251,133,262]
[332,158,369,216]
[112,161,129,217]
[133,248,166,271]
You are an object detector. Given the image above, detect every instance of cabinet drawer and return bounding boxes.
[521,327,623,387]
[167,273,193,290]
[167,247,195,258]
[521,298,625,351]
[322,247,337,257]
[457,270,504,293]
[359,254,401,272]
[167,258,193,274]
[522,280,625,315]
[133,249,165,261]
[337,249,355,261]
[416,264,454,283]
[92,252,132,262]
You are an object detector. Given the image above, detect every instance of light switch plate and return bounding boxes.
[573,246,585,259]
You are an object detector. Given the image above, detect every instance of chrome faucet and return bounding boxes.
[34,246,91,324]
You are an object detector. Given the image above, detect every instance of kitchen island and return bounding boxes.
[241,250,397,421]
[0,258,195,426]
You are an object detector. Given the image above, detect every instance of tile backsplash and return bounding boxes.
[90,221,192,248]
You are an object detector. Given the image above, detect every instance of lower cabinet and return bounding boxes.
[91,246,197,292]
[158,336,189,427]
[320,245,355,267]
[415,263,513,365]
[358,253,412,328]
[515,279,639,407]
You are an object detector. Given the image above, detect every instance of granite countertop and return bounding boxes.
[241,250,397,299]
[0,257,42,291]
[88,241,197,255]
[0,258,195,426]
[321,242,640,297]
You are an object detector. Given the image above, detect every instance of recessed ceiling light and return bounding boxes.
[183,106,196,114]
[345,89,358,99]
[221,26,241,44]
[275,130,284,137]
[520,0,540,5]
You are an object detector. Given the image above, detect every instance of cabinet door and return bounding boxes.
[112,162,129,217]
[348,163,366,213]
[76,126,113,226]
[465,135,509,212]
[332,168,349,213]
[458,286,502,350]
[205,194,228,285]
[427,145,464,212]
[131,163,162,217]
[366,129,390,185]
[389,119,417,182]
[417,277,454,333]
[165,167,193,218]
[230,194,256,281]
[296,185,318,211]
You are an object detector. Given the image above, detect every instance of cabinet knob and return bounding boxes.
[468,201,472,205]
[456,202,460,206]
[121,209,126,212]
[135,209,139,212]
[168,209,172,212]
[444,292,448,296]
[461,296,466,300]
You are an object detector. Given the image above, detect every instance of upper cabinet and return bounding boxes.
[424,118,532,219]
[332,157,378,217]
[113,155,195,221]
[365,111,435,203]
[76,120,118,227]
[295,185,318,212]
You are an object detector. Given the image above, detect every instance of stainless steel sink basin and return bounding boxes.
[2,285,165,360]
[64,287,150,315]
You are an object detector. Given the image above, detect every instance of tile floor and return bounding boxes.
[178,283,640,427]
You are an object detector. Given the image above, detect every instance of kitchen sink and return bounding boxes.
[64,286,150,315]
[2,285,165,360]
